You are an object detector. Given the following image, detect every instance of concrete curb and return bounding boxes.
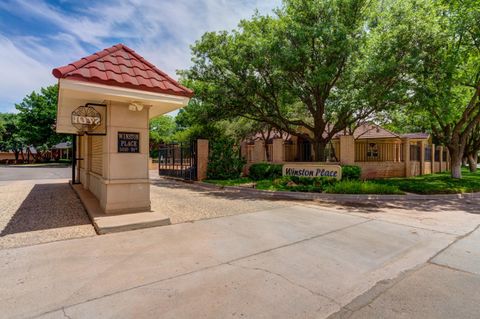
[71,183,171,234]
[191,181,480,202]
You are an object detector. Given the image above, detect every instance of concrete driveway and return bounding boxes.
[1,203,479,319]
[0,165,95,249]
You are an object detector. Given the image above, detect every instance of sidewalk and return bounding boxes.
[329,226,480,319]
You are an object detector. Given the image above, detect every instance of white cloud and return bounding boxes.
[0,0,281,112]
[0,35,55,112]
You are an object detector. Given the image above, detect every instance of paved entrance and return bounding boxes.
[0,165,95,249]
[150,175,290,224]
[1,201,479,318]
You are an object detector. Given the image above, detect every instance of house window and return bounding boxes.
[367,143,378,159]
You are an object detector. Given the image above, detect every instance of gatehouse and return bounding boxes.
[53,44,193,221]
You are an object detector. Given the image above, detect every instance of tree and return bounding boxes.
[207,137,245,180]
[15,85,64,148]
[0,113,25,161]
[149,114,176,147]
[409,0,480,178]
[183,0,429,161]
[464,125,480,172]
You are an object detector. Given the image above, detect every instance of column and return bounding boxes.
[196,139,209,181]
[431,143,436,173]
[339,135,355,165]
[253,139,265,162]
[403,138,411,177]
[420,141,425,175]
[272,138,285,163]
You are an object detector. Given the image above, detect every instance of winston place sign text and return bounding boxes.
[282,164,342,180]
[118,132,140,153]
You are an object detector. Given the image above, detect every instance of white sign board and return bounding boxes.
[282,164,342,180]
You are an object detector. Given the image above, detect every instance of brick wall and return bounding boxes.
[357,162,405,179]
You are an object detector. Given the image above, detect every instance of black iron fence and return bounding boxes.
[159,141,197,180]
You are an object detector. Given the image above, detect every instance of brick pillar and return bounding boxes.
[420,141,425,175]
[403,138,411,177]
[196,139,209,181]
[439,146,444,172]
[339,135,355,165]
[431,143,435,173]
[253,139,265,162]
[271,138,284,163]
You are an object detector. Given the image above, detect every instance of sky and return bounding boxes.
[0,0,281,113]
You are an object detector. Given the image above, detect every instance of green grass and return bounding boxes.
[325,181,404,195]
[204,168,480,195]
[373,168,480,194]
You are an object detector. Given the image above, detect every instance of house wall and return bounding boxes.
[241,135,450,179]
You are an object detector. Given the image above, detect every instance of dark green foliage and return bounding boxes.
[272,176,337,192]
[248,163,283,180]
[324,181,404,194]
[15,85,63,147]
[207,137,246,180]
[341,165,362,180]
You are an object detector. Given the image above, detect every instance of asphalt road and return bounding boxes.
[0,165,71,181]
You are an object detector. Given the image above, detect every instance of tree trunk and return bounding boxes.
[467,153,478,172]
[264,143,270,162]
[312,141,327,162]
[449,149,463,179]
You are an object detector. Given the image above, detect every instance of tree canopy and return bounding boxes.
[182,0,437,160]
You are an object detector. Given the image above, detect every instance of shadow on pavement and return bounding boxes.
[150,178,288,203]
[1,183,91,236]
[150,177,480,215]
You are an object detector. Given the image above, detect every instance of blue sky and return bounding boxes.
[0,0,280,113]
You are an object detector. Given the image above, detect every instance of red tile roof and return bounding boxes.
[52,44,193,98]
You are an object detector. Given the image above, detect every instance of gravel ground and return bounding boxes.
[0,180,96,249]
[150,177,292,224]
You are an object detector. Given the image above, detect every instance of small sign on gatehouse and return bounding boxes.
[282,164,342,180]
[118,132,140,153]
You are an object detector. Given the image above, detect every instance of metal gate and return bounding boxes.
[158,141,197,180]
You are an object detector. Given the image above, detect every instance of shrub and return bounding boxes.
[324,180,403,194]
[207,137,246,180]
[272,175,337,192]
[249,163,283,180]
[341,165,362,180]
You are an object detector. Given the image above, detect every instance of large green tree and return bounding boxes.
[0,113,25,160]
[407,0,480,178]
[183,0,431,160]
[15,85,63,148]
